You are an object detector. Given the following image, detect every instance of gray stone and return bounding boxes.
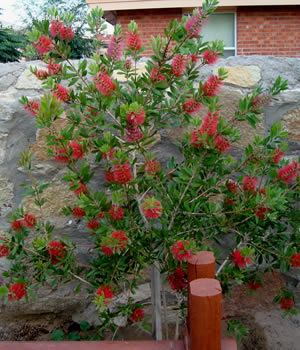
[0,133,8,164]
[15,63,46,90]
[214,65,261,88]
[282,108,300,142]
[0,177,14,218]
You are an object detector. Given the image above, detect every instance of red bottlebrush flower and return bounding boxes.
[107,36,124,61]
[125,125,143,143]
[141,198,162,219]
[68,141,84,160]
[72,207,86,218]
[277,162,299,184]
[35,69,48,80]
[227,180,238,193]
[24,101,40,117]
[50,20,64,37]
[184,8,203,38]
[35,35,54,54]
[95,285,115,305]
[97,212,106,219]
[168,266,187,292]
[124,59,132,70]
[47,62,62,75]
[183,98,203,115]
[113,162,133,184]
[145,159,161,175]
[200,112,219,136]
[170,54,186,78]
[109,205,125,221]
[23,214,36,228]
[48,241,66,261]
[271,149,284,164]
[242,176,258,192]
[255,206,270,220]
[102,148,115,160]
[188,54,199,63]
[54,148,69,163]
[101,230,128,256]
[280,298,294,311]
[259,188,266,196]
[0,244,10,258]
[11,220,23,231]
[8,282,27,301]
[190,129,204,149]
[248,279,261,291]
[105,170,115,183]
[60,25,75,40]
[214,134,231,153]
[150,68,166,82]
[53,84,69,103]
[128,32,142,51]
[86,219,99,231]
[202,50,219,65]
[127,110,145,125]
[290,253,300,267]
[171,240,193,262]
[231,250,252,268]
[94,72,116,96]
[202,76,223,97]
[72,183,88,196]
[131,308,145,322]
[224,198,235,205]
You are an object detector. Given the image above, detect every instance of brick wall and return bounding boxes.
[116,8,182,56]
[116,6,300,57]
[237,6,300,57]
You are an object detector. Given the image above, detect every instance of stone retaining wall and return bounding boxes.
[0,56,299,339]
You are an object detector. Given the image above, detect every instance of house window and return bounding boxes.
[200,13,236,57]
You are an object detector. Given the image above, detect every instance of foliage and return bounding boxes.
[0,0,299,342]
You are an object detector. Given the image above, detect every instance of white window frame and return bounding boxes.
[183,9,237,57]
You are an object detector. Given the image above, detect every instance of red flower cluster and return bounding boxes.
[290,253,300,267]
[124,59,132,70]
[184,8,203,38]
[86,219,99,231]
[214,134,231,153]
[8,282,27,301]
[227,180,238,193]
[171,240,193,262]
[145,159,161,175]
[35,35,54,54]
[202,76,223,97]
[68,141,84,160]
[109,205,125,221]
[202,50,219,65]
[127,32,142,51]
[130,307,145,322]
[71,182,88,196]
[24,101,40,117]
[271,149,284,164]
[72,206,86,218]
[150,68,166,82]
[248,279,261,291]
[113,162,133,184]
[35,70,48,80]
[94,72,116,96]
[168,266,187,292]
[23,214,36,228]
[102,148,115,160]
[48,240,66,264]
[231,250,253,268]
[277,162,299,184]
[141,198,162,219]
[101,230,128,256]
[95,285,114,305]
[255,206,270,220]
[127,110,145,125]
[170,54,186,78]
[54,148,69,163]
[11,220,23,231]
[200,112,219,136]
[50,20,74,40]
[53,84,69,103]
[0,244,10,258]
[47,62,62,76]
[108,35,124,61]
[125,125,143,143]
[280,298,294,311]
[242,176,258,192]
[183,98,203,115]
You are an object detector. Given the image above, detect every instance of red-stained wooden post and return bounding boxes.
[188,251,215,282]
[189,278,222,350]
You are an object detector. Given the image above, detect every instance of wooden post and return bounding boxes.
[189,278,222,350]
[151,262,162,340]
[188,251,215,282]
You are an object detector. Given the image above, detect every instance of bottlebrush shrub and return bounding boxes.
[0,0,299,338]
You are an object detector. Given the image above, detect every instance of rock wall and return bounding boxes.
[0,56,299,339]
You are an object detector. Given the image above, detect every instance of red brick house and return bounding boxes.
[86,0,300,57]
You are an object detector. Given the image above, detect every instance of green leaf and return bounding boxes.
[50,329,65,341]
[0,286,8,297]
